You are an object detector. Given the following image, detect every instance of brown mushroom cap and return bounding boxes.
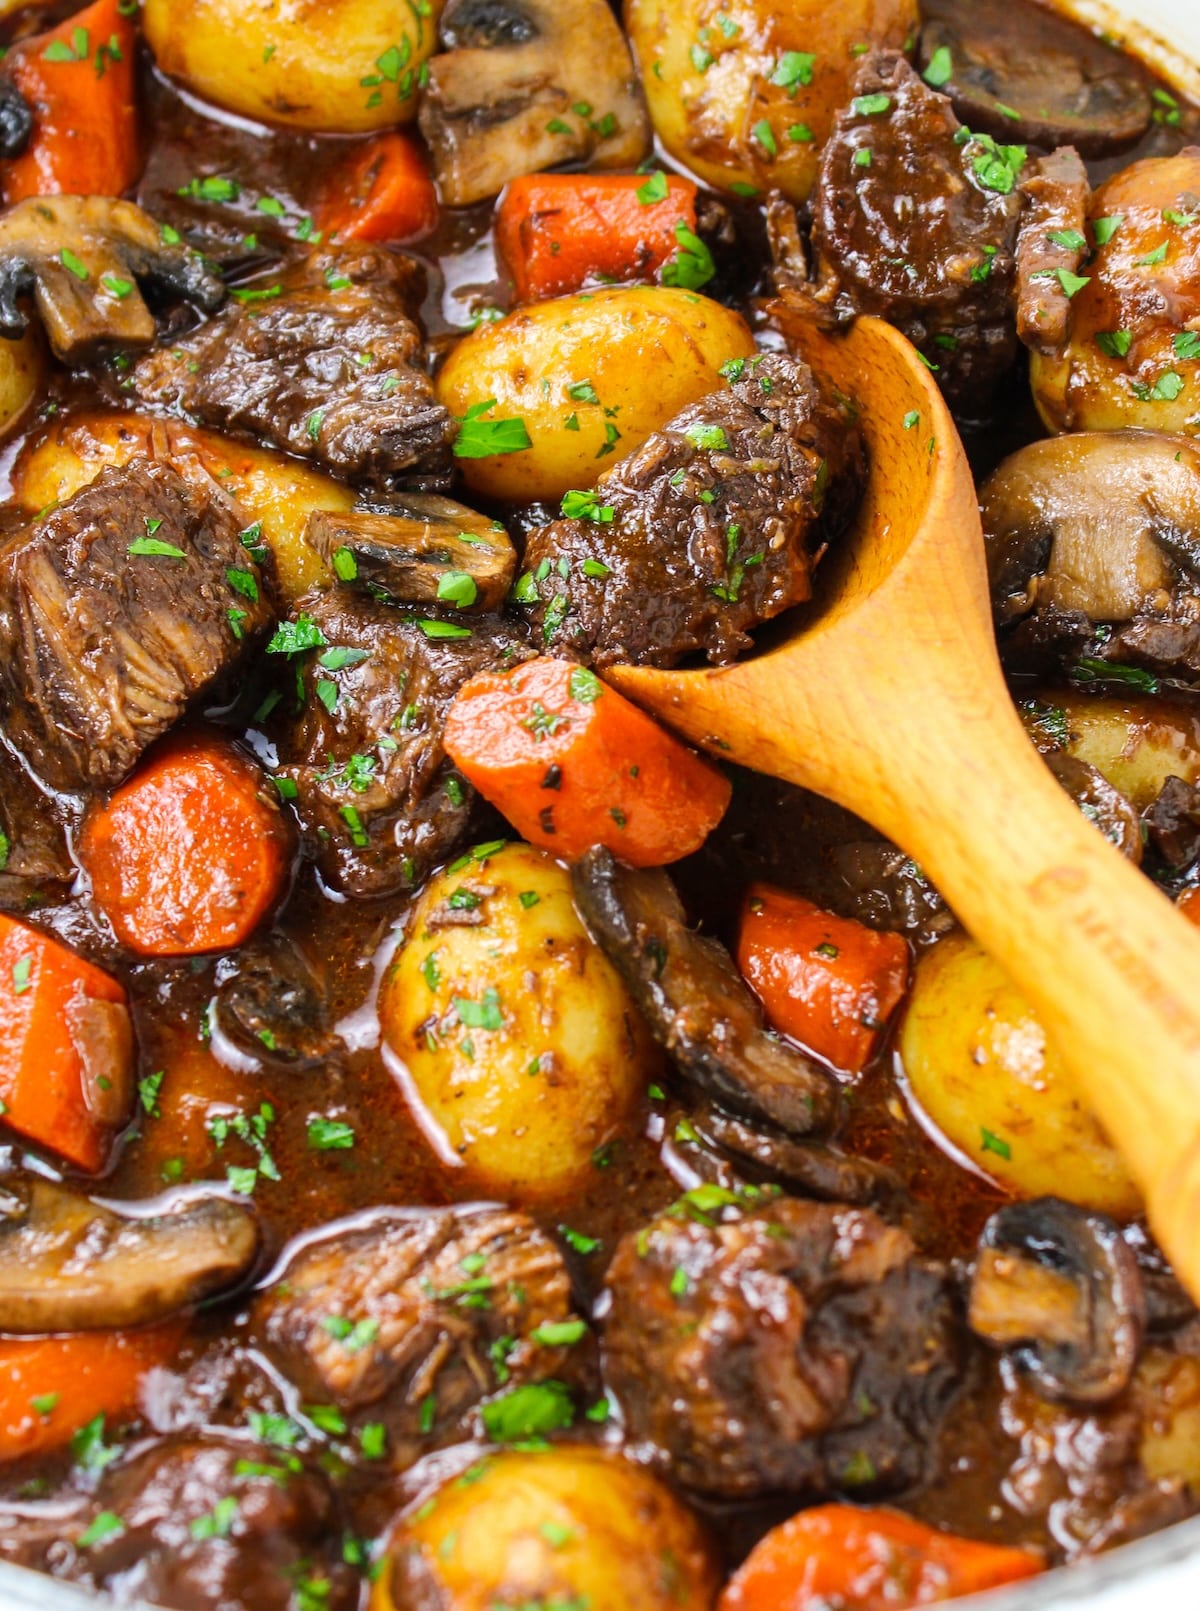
[0,1176,260,1333]
[418,0,650,206]
[982,430,1200,626]
[0,196,225,364]
[918,0,1151,157]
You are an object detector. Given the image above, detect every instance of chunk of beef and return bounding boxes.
[522,353,861,667]
[799,51,1023,406]
[0,459,272,792]
[1015,147,1091,355]
[0,754,72,896]
[1143,776,1200,872]
[572,848,841,1136]
[828,843,955,944]
[603,1194,961,1498]
[130,247,456,490]
[59,1436,355,1611]
[272,593,528,896]
[1044,751,1142,862]
[255,1207,575,1429]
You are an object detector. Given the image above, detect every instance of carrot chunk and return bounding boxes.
[737,884,910,1074]
[444,656,731,866]
[0,1325,183,1462]
[719,1505,1044,1611]
[2,0,140,205]
[79,733,293,957]
[315,132,439,244]
[1178,887,1200,927]
[0,913,131,1172]
[495,173,701,302]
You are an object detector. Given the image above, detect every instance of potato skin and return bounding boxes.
[1049,692,1200,811]
[899,931,1140,1219]
[625,0,918,203]
[1031,151,1200,435]
[0,331,42,443]
[380,843,654,1203]
[374,1447,719,1611]
[11,411,352,601]
[142,0,438,132]
[436,286,756,502]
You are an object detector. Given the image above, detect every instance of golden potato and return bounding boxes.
[1031,151,1200,435]
[436,286,756,502]
[142,0,439,132]
[1137,1348,1200,1487]
[899,931,1140,1219]
[11,410,353,601]
[625,0,918,204]
[1027,692,1200,811]
[373,1446,719,1611]
[0,331,42,442]
[380,842,655,1203]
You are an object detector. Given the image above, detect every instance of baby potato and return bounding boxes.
[625,0,918,204]
[1048,692,1200,811]
[380,842,655,1203]
[0,331,42,442]
[11,410,353,601]
[142,0,438,132]
[899,931,1140,1219]
[373,1446,719,1611]
[436,286,756,502]
[1031,150,1200,435]
[1136,1348,1200,1487]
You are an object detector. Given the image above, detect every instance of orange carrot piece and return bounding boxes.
[2,0,140,205]
[1178,887,1200,927]
[0,913,130,1172]
[78,733,293,958]
[315,132,439,244]
[495,172,700,302]
[0,1325,184,1462]
[737,885,910,1074]
[719,1505,1044,1611]
[444,656,731,866]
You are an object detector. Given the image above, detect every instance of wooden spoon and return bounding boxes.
[608,312,1200,1300]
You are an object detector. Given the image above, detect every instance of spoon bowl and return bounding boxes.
[610,311,1200,1301]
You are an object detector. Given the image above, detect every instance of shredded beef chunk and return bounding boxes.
[273,592,527,896]
[603,1193,961,1498]
[130,247,455,489]
[0,459,272,792]
[255,1207,575,1431]
[573,848,840,1136]
[1015,147,1091,355]
[59,1437,355,1611]
[522,353,861,667]
[801,51,1023,406]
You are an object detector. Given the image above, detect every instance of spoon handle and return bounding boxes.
[854,691,1200,1289]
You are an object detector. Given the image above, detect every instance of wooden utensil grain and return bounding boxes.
[609,312,1200,1300]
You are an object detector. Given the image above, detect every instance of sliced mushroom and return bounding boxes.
[305,496,516,611]
[0,77,32,160]
[0,196,226,363]
[918,0,1152,157]
[982,432,1200,677]
[571,847,840,1137]
[968,1198,1145,1404]
[692,1103,901,1207]
[419,0,650,206]
[0,1176,260,1333]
